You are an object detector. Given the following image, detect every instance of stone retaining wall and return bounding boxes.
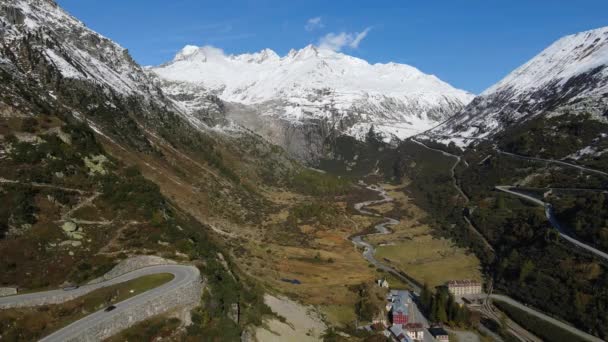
[0,256,179,309]
[88,255,176,284]
[0,256,204,341]
[0,287,17,297]
[69,267,203,342]
[0,288,94,309]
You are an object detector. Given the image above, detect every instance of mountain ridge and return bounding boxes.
[427,25,608,146]
[151,44,474,161]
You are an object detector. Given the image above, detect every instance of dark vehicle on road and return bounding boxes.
[280,278,301,285]
[62,286,79,291]
[104,305,116,312]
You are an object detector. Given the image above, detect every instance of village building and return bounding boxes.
[389,325,414,342]
[377,278,390,288]
[387,290,412,327]
[405,322,424,341]
[446,280,482,296]
[429,327,450,341]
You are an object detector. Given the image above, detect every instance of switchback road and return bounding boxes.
[495,186,608,262]
[0,264,201,342]
[490,294,603,342]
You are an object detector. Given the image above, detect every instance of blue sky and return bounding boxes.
[57,0,608,93]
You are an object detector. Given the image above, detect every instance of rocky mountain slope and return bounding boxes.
[0,2,408,340]
[151,45,474,162]
[0,0,300,287]
[0,0,296,195]
[428,26,608,154]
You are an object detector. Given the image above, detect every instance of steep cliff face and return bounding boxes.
[429,26,608,146]
[151,45,474,162]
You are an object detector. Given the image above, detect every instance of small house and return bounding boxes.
[405,323,424,341]
[389,325,413,342]
[429,327,449,342]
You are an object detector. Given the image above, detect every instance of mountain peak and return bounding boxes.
[296,44,320,57]
[430,26,608,144]
[153,43,474,146]
[483,25,608,96]
[174,45,200,61]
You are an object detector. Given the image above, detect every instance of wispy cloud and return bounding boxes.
[350,27,371,48]
[318,27,372,51]
[305,17,324,31]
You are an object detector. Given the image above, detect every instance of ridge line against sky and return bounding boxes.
[56,0,608,93]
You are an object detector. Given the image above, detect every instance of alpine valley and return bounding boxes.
[1,1,608,342]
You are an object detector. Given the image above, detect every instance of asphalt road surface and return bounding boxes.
[496,186,608,262]
[497,150,608,178]
[0,265,200,342]
[490,294,603,342]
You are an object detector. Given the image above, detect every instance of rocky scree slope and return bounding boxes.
[151,45,474,162]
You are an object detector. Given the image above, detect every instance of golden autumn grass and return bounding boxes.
[367,183,482,288]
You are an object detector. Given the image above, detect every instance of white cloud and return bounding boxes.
[350,27,371,48]
[318,27,372,51]
[305,17,324,31]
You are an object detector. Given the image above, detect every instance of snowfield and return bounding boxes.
[152,44,474,142]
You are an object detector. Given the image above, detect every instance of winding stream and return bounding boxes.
[350,182,421,293]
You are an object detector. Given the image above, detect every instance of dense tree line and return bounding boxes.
[553,192,608,252]
[419,284,473,328]
[391,136,608,339]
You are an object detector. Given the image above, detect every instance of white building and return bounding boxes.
[405,323,424,341]
[377,278,390,288]
[446,280,482,296]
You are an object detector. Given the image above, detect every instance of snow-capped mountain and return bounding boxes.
[0,0,228,143]
[152,45,474,161]
[429,26,608,145]
[0,0,166,100]
[0,0,296,194]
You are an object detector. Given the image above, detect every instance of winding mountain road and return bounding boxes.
[411,139,470,202]
[408,139,606,341]
[497,150,608,178]
[410,139,494,253]
[0,265,201,342]
[490,294,603,342]
[495,186,608,262]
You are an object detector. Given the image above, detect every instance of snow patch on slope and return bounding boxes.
[484,27,608,96]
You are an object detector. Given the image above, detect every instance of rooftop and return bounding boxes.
[405,322,424,331]
[428,327,449,337]
[446,280,481,287]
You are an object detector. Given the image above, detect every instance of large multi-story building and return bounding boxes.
[446,280,482,296]
[387,290,412,327]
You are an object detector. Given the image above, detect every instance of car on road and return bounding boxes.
[62,286,79,291]
[104,305,116,312]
